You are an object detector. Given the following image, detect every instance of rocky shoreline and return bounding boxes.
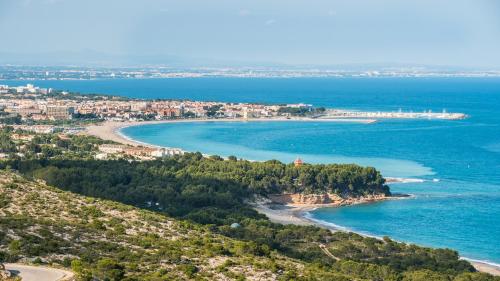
[253,193,500,276]
[252,192,398,227]
[267,192,389,206]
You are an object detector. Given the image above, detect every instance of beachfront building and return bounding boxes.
[150,148,183,157]
[131,101,149,112]
[98,143,183,159]
[98,144,127,154]
[157,108,182,118]
[11,125,56,134]
[46,105,75,120]
[4,105,43,118]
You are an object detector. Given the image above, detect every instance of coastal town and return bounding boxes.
[0,84,321,122]
[0,83,466,124]
[0,83,467,161]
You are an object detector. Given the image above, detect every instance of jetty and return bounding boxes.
[320,109,466,120]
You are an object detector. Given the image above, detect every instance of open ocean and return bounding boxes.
[4,77,500,265]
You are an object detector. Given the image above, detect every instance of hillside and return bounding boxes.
[1,170,499,280]
[0,171,304,280]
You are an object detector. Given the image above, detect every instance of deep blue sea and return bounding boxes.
[4,78,500,265]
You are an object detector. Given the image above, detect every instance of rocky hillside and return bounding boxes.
[0,171,308,280]
[1,170,499,281]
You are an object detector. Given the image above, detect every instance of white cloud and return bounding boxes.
[265,19,276,25]
[327,10,337,16]
[239,9,250,16]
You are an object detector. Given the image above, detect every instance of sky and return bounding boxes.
[0,0,500,68]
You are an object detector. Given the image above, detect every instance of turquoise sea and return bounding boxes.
[4,78,500,265]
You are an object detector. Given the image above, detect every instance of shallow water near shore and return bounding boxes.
[121,121,434,177]
[5,77,500,265]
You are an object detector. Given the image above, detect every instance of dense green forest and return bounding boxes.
[11,153,390,196]
[4,153,388,222]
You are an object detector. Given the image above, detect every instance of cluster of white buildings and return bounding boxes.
[0,99,75,120]
[0,84,53,95]
[0,124,85,134]
[96,144,184,160]
[0,85,74,120]
[76,99,304,121]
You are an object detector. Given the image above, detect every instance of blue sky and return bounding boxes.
[1,0,499,68]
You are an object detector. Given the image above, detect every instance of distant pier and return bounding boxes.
[320,109,466,120]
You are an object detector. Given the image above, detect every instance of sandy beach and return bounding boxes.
[468,261,500,276]
[85,117,376,148]
[252,203,316,226]
[86,121,149,147]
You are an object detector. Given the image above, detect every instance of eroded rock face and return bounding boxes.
[269,193,343,205]
[268,193,386,205]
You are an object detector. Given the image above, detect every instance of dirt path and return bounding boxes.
[318,243,340,261]
[4,264,74,281]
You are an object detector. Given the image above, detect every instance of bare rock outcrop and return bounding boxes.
[268,193,386,206]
